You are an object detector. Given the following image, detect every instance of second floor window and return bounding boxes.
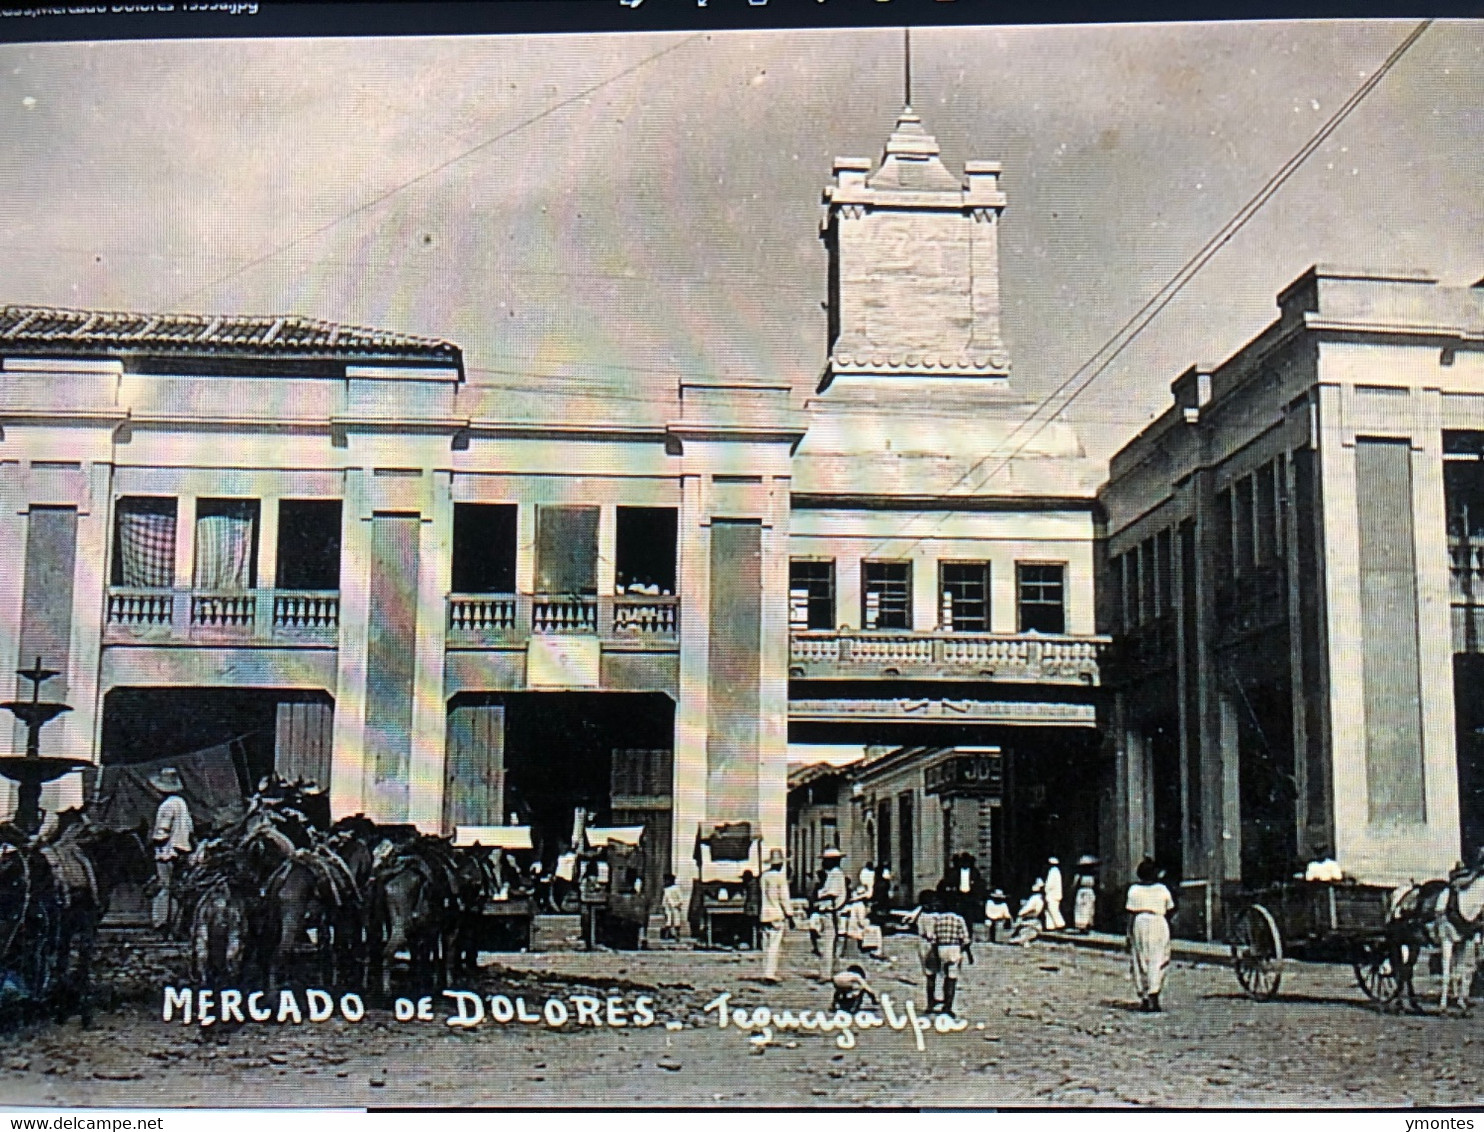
[113,496,177,588]
[1017,562,1066,635]
[940,561,990,632]
[789,559,835,630]
[277,500,343,591]
[862,560,912,630]
[194,498,259,591]
[535,504,599,596]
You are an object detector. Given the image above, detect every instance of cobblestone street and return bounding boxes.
[3,927,1482,1109]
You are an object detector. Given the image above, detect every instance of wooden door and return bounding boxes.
[444,703,506,832]
[275,700,333,790]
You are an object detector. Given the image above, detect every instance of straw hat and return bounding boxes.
[148,767,184,794]
[1076,854,1100,868]
[822,847,844,862]
[767,848,785,867]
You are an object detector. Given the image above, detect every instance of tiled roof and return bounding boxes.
[0,305,460,363]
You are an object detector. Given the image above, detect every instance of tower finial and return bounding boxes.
[904,27,912,109]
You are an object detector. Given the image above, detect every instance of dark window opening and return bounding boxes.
[1155,528,1173,618]
[1109,555,1125,635]
[1255,462,1277,564]
[276,500,342,591]
[1017,563,1066,635]
[615,507,677,595]
[112,496,178,587]
[535,505,599,595]
[1234,476,1256,573]
[452,503,517,594]
[1140,538,1157,623]
[1213,488,1234,585]
[790,559,836,630]
[862,561,912,630]
[940,561,990,632]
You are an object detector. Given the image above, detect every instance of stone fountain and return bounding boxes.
[0,657,91,834]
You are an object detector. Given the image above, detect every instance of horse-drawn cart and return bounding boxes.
[1227,880,1404,1004]
[453,825,537,953]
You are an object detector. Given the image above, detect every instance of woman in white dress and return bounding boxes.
[1125,857,1176,1012]
[1072,855,1099,932]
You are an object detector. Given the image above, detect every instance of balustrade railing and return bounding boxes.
[448,594,519,636]
[1451,539,1484,603]
[612,595,678,637]
[105,586,338,644]
[532,596,598,634]
[789,629,1105,684]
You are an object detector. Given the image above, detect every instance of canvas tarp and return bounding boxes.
[93,743,246,834]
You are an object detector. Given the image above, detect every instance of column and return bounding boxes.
[912,552,937,631]
[671,474,709,895]
[329,469,370,820]
[757,476,790,853]
[1219,694,1242,882]
[836,554,862,630]
[174,495,196,587]
[257,496,279,589]
[596,503,617,597]
[515,502,536,595]
[407,472,452,830]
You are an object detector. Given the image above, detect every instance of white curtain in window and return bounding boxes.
[194,507,254,590]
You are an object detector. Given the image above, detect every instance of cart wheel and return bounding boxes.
[1230,904,1284,1001]
[1353,947,1402,1005]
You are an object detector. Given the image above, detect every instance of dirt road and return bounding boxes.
[2,928,1480,1108]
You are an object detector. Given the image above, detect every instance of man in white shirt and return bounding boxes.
[149,767,194,932]
[1043,857,1067,932]
[816,847,848,982]
[759,848,793,982]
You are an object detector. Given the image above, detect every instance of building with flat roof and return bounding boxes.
[1100,265,1484,913]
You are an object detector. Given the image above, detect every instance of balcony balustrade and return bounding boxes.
[105,587,340,645]
[788,628,1106,685]
[446,593,679,648]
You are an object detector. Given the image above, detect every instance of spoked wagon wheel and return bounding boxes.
[1231,903,1284,1001]
[1353,944,1402,1007]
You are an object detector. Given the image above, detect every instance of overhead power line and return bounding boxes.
[170,34,704,309]
[856,18,1433,562]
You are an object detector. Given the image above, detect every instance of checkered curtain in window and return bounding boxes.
[116,509,176,587]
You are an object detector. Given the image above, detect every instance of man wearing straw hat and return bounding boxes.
[148,767,194,932]
[815,847,848,982]
[758,847,793,983]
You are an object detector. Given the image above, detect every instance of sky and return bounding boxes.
[0,20,1480,461]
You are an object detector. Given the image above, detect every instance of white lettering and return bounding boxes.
[571,994,602,1026]
[703,992,730,1027]
[394,997,416,1022]
[221,989,244,1024]
[198,989,216,1028]
[306,989,334,1023]
[489,995,515,1023]
[340,993,365,1023]
[444,989,485,1028]
[632,996,656,1028]
[416,996,435,1021]
[162,986,191,1024]
[277,989,303,1024]
[543,998,569,1027]
[606,996,629,1027]
[247,991,271,1022]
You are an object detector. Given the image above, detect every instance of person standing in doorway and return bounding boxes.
[759,848,793,982]
[660,872,685,941]
[816,847,848,982]
[1072,855,1100,933]
[149,768,194,933]
[1126,857,1176,1012]
[1042,856,1067,932]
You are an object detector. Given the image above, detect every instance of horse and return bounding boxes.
[1389,867,1484,1013]
[38,818,154,1026]
[368,837,483,995]
[0,840,61,1014]
[259,839,364,989]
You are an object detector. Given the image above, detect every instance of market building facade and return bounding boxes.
[0,106,1108,902]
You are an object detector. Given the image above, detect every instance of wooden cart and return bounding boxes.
[1227,880,1402,1004]
[454,825,538,952]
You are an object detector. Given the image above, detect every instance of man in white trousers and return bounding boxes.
[1043,856,1067,932]
[759,847,793,982]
